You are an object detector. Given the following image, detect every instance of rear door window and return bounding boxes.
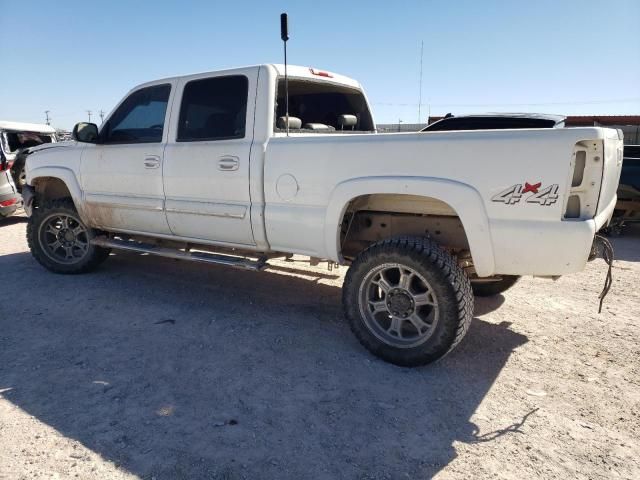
[177,76,248,142]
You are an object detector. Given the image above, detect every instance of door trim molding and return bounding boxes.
[164,199,247,219]
[84,193,164,211]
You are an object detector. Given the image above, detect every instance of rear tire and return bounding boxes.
[471,275,520,297]
[27,198,110,274]
[342,236,474,367]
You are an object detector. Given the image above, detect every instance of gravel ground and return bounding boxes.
[0,213,638,480]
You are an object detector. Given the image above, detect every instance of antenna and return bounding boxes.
[280,13,290,136]
[418,40,424,123]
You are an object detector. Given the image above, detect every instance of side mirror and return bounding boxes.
[72,122,99,143]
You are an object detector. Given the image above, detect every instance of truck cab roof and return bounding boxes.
[131,64,363,91]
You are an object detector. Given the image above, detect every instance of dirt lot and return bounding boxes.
[0,213,638,480]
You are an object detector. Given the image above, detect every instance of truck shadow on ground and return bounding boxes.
[0,215,27,227]
[607,224,640,262]
[0,251,528,479]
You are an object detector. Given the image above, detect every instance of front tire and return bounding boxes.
[342,236,474,367]
[27,198,110,274]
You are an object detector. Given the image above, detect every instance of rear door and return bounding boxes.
[162,70,257,245]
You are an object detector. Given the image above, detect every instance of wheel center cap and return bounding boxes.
[387,290,413,315]
[64,231,75,242]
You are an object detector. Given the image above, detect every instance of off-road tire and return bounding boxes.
[471,275,520,297]
[342,236,474,367]
[11,151,30,193]
[11,162,26,193]
[27,198,110,274]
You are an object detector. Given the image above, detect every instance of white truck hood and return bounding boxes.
[26,141,77,154]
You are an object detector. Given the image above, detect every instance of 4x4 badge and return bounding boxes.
[522,182,541,194]
[492,182,559,206]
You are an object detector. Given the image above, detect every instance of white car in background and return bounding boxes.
[0,121,57,192]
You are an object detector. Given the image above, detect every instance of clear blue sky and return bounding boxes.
[1,0,638,129]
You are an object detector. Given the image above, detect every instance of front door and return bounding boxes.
[162,72,256,245]
[80,83,174,235]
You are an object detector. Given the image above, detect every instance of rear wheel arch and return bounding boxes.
[325,177,496,276]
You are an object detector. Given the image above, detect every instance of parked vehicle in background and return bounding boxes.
[421,113,565,132]
[608,145,640,233]
[0,149,21,218]
[0,121,57,193]
[21,64,623,366]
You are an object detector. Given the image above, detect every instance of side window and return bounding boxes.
[177,76,248,142]
[101,84,171,144]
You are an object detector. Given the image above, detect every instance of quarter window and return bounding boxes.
[101,84,171,144]
[177,76,248,142]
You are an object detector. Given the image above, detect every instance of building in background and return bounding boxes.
[558,116,640,144]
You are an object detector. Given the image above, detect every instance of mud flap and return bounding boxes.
[593,235,614,313]
[21,184,35,217]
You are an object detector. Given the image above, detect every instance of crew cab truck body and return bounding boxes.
[22,64,623,366]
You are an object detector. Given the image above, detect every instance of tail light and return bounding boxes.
[309,68,333,78]
[563,140,603,220]
[0,151,7,172]
[0,198,18,207]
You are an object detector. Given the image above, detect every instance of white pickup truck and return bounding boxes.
[22,64,623,366]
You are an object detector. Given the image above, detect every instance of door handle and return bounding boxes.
[144,156,161,169]
[218,156,239,171]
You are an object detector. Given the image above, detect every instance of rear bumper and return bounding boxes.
[489,217,610,277]
[488,189,618,277]
[0,192,21,218]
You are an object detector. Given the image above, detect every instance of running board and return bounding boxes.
[91,236,267,271]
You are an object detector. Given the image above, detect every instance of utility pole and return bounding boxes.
[418,40,424,123]
[99,110,105,123]
[86,110,92,122]
[44,110,51,125]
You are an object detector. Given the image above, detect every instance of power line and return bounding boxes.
[374,97,640,108]
[99,110,105,123]
[86,110,92,122]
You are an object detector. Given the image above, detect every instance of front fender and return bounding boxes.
[27,166,88,223]
[324,176,496,277]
